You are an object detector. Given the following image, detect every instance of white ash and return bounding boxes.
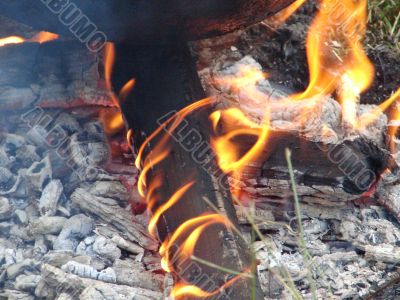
[38,180,64,217]
[0,110,164,299]
[202,55,388,147]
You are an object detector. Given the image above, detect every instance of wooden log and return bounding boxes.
[204,56,399,218]
[0,0,295,42]
[39,264,163,300]
[70,188,158,251]
[112,40,263,299]
[232,130,395,206]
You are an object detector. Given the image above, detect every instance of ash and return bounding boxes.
[0,86,399,300]
[0,109,164,300]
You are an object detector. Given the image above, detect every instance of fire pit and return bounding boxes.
[0,0,400,299]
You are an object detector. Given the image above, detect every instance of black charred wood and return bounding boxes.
[0,0,294,42]
[112,39,263,299]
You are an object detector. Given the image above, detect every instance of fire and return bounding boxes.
[358,87,400,129]
[135,98,213,197]
[147,181,194,236]
[29,31,59,43]
[123,0,400,298]
[265,0,306,28]
[0,36,24,47]
[172,275,244,298]
[159,214,232,269]
[101,43,136,135]
[210,107,270,195]
[132,97,254,297]
[295,0,374,103]
[104,42,119,106]
[0,31,59,47]
[99,109,125,136]
[389,103,400,155]
[211,67,271,195]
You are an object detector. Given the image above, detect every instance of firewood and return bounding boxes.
[39,264,163,300]
[70,188,158,251]
[113,40,264,299]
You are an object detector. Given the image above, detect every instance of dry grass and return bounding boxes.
[367,0,400,51]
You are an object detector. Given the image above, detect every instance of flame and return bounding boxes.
[126,0,400,297]
[389,103,400,155]
[99,109,124,136]
[265,0,306,27]
[102,43,136,135]
[104,42,119,106]
[135,98,213,197]
[172,275,244,298]
[30,31,59,43]
[211,67,271,195]
[296,0,374,99]
[160,213,249,298]
[119,78,136,102]
[358,87,400,129]
[0,31,59,47]
[287,0,375,129]
[159,214,232,272]
[0,36,25,47]
[147,181,194,236]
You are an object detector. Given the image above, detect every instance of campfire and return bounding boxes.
[0,0,400,299]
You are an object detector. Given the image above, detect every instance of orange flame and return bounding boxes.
[389,104,400,155]
[358,87,400,129]
[135,98,213,197]
[102,43,136,135]
[211,67,270,195]
[104,42,119,106]
[99,109,125,136]
[147,181,194,236]
[159,214,232,272]
[30,31,59,43]
[158,214,251,299]
[266,0,306,28]
[0,36,25,47]
[0,31,59,47]
[172,275,245,298]
[287,0,376,130]
[296,0,374,100]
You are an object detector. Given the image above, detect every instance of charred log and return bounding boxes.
[112,40,263,299]
[0,0,295,42]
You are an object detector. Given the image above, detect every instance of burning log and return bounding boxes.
[202,55,400,221]
[111,40,264,299]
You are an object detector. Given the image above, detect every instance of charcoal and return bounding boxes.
[53,214,94,251]
[38,180,64,217]
[25,156,52,192]
[28,216,66,236]
[0,196,13,220]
